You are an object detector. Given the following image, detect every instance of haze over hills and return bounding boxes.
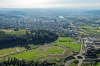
[0,9,100,28]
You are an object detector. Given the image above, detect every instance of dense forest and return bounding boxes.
[0,29,58,49]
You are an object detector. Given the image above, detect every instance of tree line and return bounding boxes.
[0,57,57,66]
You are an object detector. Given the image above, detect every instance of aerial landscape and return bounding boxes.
[0,0,100,66]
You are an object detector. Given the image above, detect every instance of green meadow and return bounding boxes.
[47,46,64,54]
[55,37,81,52]
[11,48,48,60]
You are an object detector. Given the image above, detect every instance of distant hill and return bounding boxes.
[0,10,26,18]
[8,11,26,16]
[83,10,100,15]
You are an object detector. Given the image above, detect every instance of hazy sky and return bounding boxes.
[0,0,100,8]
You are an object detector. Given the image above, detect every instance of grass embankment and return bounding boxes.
[0,47,25,57]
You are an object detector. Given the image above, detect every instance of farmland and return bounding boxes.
[80,26,100,35]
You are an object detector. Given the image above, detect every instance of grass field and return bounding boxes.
[47,46,64,54]
[10,44,72,60]
[55,37,81,52]
[56,37,76,42]
[11,48,48,60]
[1,29,26,36]
[0,47,25,57]
[10,45,48,60]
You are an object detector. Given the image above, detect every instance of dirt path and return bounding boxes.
[16,48,20,52]
[65,59,75,66]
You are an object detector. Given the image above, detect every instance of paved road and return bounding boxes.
[78,59,83,66]
[77,38,85,66]
[75,38,85,66]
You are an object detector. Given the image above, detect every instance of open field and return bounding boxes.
[11,49,48,60]
[47,46,64,54]
[55,37,81,52]
[0,47,25,57]
[10,44,72,60]
[11,47,48,60]
[55,37,76,42]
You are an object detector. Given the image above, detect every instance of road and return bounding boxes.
[77,38,85,66]
[64,37,85,66]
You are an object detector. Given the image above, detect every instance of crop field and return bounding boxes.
[1,29,27,36]
[55,37,81,52]
[0,47,25,57]
[80,26,100,35]
[86,29,100,35]
[80,26,95,29]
